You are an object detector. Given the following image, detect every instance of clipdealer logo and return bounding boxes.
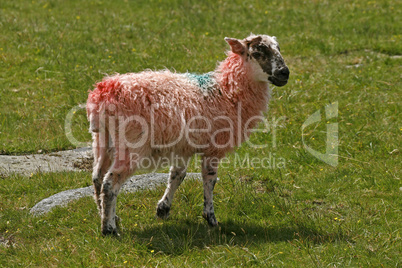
[302,102,338,167]
[64,102,339,168]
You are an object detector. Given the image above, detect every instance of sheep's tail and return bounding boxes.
[87,100,101,133]
[87,77,121,133]
[86,85,105,133]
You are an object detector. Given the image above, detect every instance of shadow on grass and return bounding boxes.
[126,218,347,254]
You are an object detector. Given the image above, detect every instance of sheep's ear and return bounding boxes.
[224,37,246,55]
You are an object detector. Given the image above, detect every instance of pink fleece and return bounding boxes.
[87,52,270,172]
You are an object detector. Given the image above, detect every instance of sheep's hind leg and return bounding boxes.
[100,159,132,236]
[91,132,111,212]
[156,166,187,219]
[201,158,219,227]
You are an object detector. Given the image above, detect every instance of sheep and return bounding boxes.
[86,34,289,235]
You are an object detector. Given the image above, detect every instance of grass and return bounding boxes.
[0,0,401,266]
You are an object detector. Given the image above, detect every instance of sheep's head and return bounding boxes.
[225,34,289,87]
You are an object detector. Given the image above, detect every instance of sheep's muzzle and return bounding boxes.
[269,66,290,87]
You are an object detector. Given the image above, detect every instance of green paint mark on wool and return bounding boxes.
[185,72,217,95]
[186,72,213,88]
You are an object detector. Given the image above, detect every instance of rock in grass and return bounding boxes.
[30,173,201,216]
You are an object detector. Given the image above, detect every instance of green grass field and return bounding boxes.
[0,0,401,266]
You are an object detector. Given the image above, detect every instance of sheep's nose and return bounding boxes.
[277,67,290,80]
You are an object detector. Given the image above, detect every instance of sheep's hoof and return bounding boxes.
[156,201,170,220]
[101,225,119,236]
[202,212,219,227]
[101,218,120,236]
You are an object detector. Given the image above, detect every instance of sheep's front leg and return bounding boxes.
[201,158,219,227]
[156,166,187,219]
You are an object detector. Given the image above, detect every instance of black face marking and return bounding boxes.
[248,36,289,86]
[251,43,275,75]
[247,36,262,48]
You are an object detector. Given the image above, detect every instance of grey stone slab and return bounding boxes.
[0,147,93,176]
[29,173,201,216]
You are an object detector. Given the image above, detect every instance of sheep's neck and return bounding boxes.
[218,53,269,105]
[215,52,271,145]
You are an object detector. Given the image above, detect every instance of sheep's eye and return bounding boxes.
[277,45,281,52]
[252,51,263,59]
